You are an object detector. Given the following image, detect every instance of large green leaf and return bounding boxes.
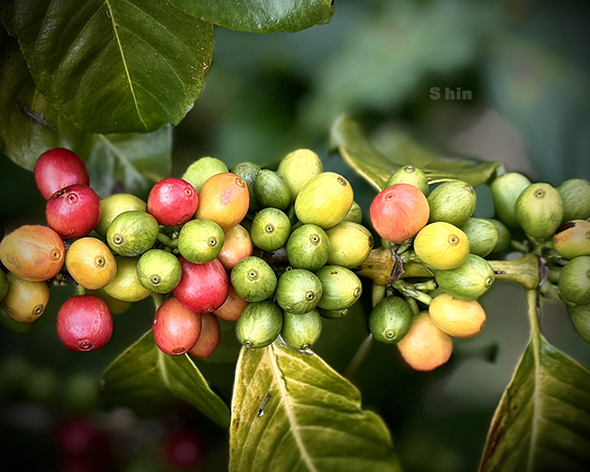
[172,0,334,33]
[229,341,400,472]
[100,329,230,428]
[0,0,213,134]
[479,333,590,472]
[330,115,504,191]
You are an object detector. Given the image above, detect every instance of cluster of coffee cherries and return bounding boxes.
[0,148,370,357]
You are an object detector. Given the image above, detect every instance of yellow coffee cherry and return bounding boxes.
[66,237,117,290]
[414,222,470,270]
[103,256,151,302]
[429,293,486,338]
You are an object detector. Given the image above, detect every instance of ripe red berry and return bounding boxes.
[163,428,205,469]
[370,183,430,243]
[46,184,101,239]
[147,177,199,226]
[57,295,113,352]
[189,312,221,358]
[153,297,202,355]
[34,148,90,200]
[173,258,229,313]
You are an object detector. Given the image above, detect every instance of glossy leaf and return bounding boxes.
[0,0,213,134]
[172,0,334,33]
[101,330,230,428]
[479,334,590,472]
[330,115,503,191]
[230,340,400,472]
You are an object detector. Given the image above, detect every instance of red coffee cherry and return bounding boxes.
[370,183,430,244]
[34,148,90,200]
[189,312,221,358]
[46,184,101,239]
[173,258,229,313]
[147,177,199,226]
[153,297,202,355]
[57,295,113,352]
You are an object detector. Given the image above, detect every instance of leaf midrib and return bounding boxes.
[104,0,146,129]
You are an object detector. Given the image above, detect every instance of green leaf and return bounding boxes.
[330,115,503,191]
[479,334,590,472]
[0,0,213,134]
[230,341,400,472]
[171,0,334,33]
[101,329,230,428]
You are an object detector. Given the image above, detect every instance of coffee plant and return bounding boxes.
[1,1,589,471]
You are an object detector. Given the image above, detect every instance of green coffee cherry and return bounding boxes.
[178,218,225,264]
[460,218,499,258]
[232,162,262,212]
[277,149,324,200]
[434,254,495,301]
[0,270,8,303]
[285,224,330,271]
[96,193,147,236]
[369,296,413,344]
[281,309,323,351]
[559,256,590,305]
[254,169,292,210]
[558,178,590,222]
[490,172,532,228]
[137,249,182,293]
[106,210,159,257]
[250,208,291,252]
[231,256,277,302]
[343,201,363,224]
[0,305,35,333]
[488,218,512,254]
[182,157,228,192]
[103,256,152,302]
[318,307,349,319]
[315,265,362,310]
[568,304,590,345]
[236,300,283,349]
[515,183,563,240]
[275,269,323,314]
[386,165,429,196]
[427,181,476,227]
[325,221,373,268]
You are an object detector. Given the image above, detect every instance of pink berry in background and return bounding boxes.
[34,148,90,200]
[46,184,101,239]
[147,177,199,226]
[153,297,202,355]
[57,295,113,352]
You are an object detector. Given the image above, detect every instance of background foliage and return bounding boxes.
[1,0,589,471]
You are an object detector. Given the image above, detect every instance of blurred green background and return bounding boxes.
[1,0,589,471]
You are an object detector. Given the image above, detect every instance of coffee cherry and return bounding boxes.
[326,221,373,268]
[427,181,476,227]
[236,300,283,349]
[0,305,35,333]
[433,254,495,301]
[429,293,486,338]
[285,224,330,271]
[88,289,133,315]
[370,183,429,244]
[315,265,362,310]
[1,272,50,323]
[460,218,499,258]
[163,428,205,469]
[277,148,323,200]
[106,210,159,257]
[173,258,229,313]
[230,256,277,302]
[557,178,590,222]
[487,218,511,254]
[515,183,563,240]
[568,304,590,345]
[96,193,147,236]
[214,284,248,321]
[414,222,469,270]
[103,256,151,302]
[343,201,363,224]
[65,237,117,290]
[136,249,182,293]
[46,184,101,239]
[275,269,323,314]
[397,312,453,371]
[295,172,354,229]
[255,169,292,210]
[57,295,113,352]
[153,297,202,355]
[195,173,249,232]
[558,256,590,305]
[217,224,254,270]
[281,309,323,351]
[182,156,228,192]
[189,312,221,358]
[178,219,225,264]
[386,165,429,196]
[369,296,413,344]
[0,225,65,281]
[490,172,531,228]
[0,270,8,303]
[147,177,199,226]
[552,220,590,259]
[232,162,263,212]
[250,208,291,252]
[34,148,89,200]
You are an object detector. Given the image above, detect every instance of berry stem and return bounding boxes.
[487,253,540,290]
[392,280,433,306]
[526,289,542,342]
[75,284,86,296]
[371,283,386,307]
[354,248,431,285]
[157,232,179,248]
[343,335,373,379]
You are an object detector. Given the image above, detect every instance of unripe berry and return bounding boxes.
[515,183,563,240]
[1,272,50,323]
[34,148,89,200]
[414,222,469,270]
[65,237,117,290]
[147,177,199,226]
[217,224,254,270]
[57,295,113,352]
[195,173,249,232]
[490,172,531,228]
[429,293,486,338]
[46,184,101,239]
[153,297,202,355]
[552,220,590,259]
[427,181,476,227]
